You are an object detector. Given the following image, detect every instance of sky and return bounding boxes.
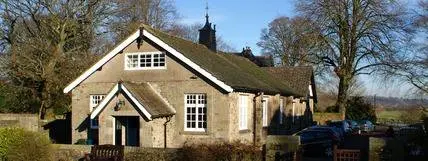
[176,0,296,53]
[175,0,422,98]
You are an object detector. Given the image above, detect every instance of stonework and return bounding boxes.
[0,114,39,131]
[70,36,315,148]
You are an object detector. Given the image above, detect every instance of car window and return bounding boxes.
[316,131,331,139]
[329,122,341,127]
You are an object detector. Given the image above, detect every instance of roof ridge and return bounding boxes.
[141,24,216,52]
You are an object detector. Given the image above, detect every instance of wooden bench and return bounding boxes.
[84,144,124,161]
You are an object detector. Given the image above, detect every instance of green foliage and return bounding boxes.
[75,139,88,145]
[325,105,339,113]
[399,108,425,124]
[0,96,4,108]
[0,84,40,113]
[126,148,177,161]
[0,128,25,160]
[369,137,406,161]
[345,96,377,123]
[0,127,52,161]
[178,142,262,161]
[125,142,262,161]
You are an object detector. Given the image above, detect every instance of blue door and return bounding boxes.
[115,116,139,146]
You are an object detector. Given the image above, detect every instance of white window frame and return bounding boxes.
[238,95,248,130]
[89,94,105,129]
[279,98,284,125]
[262,97,269,127]
[124,51,166,70]
[292,100,296,123]
[184,94,207,132]
[90,95,106,112]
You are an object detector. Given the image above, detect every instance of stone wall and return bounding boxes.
[53,144,91,161]
[313,112,342,125]
[0,113,39,131]
[52,144,262,161]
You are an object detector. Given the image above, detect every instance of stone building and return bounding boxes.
[63,16,316,147]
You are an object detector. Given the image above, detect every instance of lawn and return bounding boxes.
[376,110,402,120]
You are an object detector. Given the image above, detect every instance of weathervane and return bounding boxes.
[205,0,209,19]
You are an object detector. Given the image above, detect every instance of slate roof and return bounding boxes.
[122,82,175,118]
[263,66,316,101]
[143,24,299,96]
[254,56,274,67]
[231,48,274,67]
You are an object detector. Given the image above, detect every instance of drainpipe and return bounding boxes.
[163,116,172,148]
[253,92,263,146]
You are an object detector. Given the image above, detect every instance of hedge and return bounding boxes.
[125,142,262,161]
[0,127,53,161]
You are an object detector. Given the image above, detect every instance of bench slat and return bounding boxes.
[86,145,124,161]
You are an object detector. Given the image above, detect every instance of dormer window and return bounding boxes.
[125,51,166,70]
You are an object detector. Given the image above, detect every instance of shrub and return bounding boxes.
[0,127,52,161]
[75,139,88,145]
[178,141,262,161]
[399,108,424,124]
[345,96,377,123]
[125,142,262,161]
[325,105,339,112]
[126,148,178,161]
[0,128,25,160]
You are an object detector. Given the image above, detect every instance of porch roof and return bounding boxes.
[90,82,175,120]
[122,82,176,118]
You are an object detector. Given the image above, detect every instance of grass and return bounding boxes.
[376,110,402,120]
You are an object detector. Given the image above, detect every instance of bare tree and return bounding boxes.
[168,23,201,42]
[108,0,180,41]
[0,0,189,118]
[386,1,428,95]
[0,0,111,118]
[257,16,321,66]
[296,0,411,117]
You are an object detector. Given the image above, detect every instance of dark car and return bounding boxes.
[408,123,426,135]
[345,120,359,132]
[359,120,375,132]
[327,120,351,135]
[293,129,339,157]
[307,126,343,142]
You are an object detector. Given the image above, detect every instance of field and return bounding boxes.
[376,110,402,120]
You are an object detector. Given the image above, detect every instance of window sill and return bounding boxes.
[239,129,251,133]
[124,67,166,71]
[180,130,209,135]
